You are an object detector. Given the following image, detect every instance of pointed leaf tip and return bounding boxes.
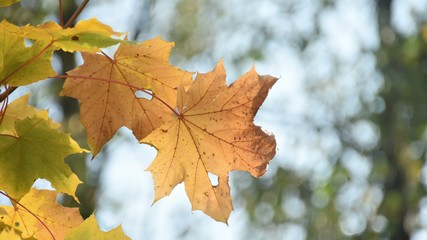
[65,214,130,240]
[142,60,277,223]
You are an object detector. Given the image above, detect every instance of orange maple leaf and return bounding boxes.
[142,61,277,223]
[61,38,192,156]
[0,189,83,240]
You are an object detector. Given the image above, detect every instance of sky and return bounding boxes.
[3,0,427,239]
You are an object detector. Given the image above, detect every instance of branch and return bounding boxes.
[0,86,17,103]
[64,0,90,28]
[59,0,64,26]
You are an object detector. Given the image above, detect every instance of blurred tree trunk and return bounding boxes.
[376,0,409,239]
[53,1,98,218]
[375,0,427,239]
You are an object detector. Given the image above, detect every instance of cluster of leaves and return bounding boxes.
[0,1,277,239]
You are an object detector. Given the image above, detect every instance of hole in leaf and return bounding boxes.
[208,172,219,187]
[33,178,55,191]
[24,38,34,47]
[135,90,152,100]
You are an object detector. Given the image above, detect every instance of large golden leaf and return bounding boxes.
[142,61,277,223]
[61,37,192,156]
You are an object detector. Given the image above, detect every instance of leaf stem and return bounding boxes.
[54,74,180,117]
[64,0,89,28]
[0,191,56,240]
[58,0,64,26]
[0,85,15,105]
[100,50,114,62]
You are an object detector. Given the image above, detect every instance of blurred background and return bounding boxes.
[3,0,427,239]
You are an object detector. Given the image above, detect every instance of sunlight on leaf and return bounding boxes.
[0,189,83,240]
[142,61,277,223]
[61,38,193,156]
[0,20,55,86]
[21,18,123,53]
[65,214,129,240]
[0,227,22,240]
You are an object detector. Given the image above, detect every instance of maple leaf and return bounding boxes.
[0,94,51,136]
[0,20,55,86]
[21,18,123,53]
[0,96,85,201]
[61,37,193,156]
[141,61,277,223]
[0,189,83,240]
[65,214,129,240]
[1,18,122,86]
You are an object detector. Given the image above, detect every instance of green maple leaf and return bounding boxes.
[0,94,53,136]
[0,111,85,201]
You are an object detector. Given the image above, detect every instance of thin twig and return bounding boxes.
[64,0,90,28]
[59,0,64,26]
[0,191,56,240]
[0,86,17,103]
[0,86,11,125]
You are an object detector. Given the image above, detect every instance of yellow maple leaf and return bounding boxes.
[65,214,129,240]
[0,20,55,86]
[21,18,123,53]
[61,37,193,156]
[1,18,122,86]
[0,189,83,240]
[0,227,22,240]
[141,61,277,223]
